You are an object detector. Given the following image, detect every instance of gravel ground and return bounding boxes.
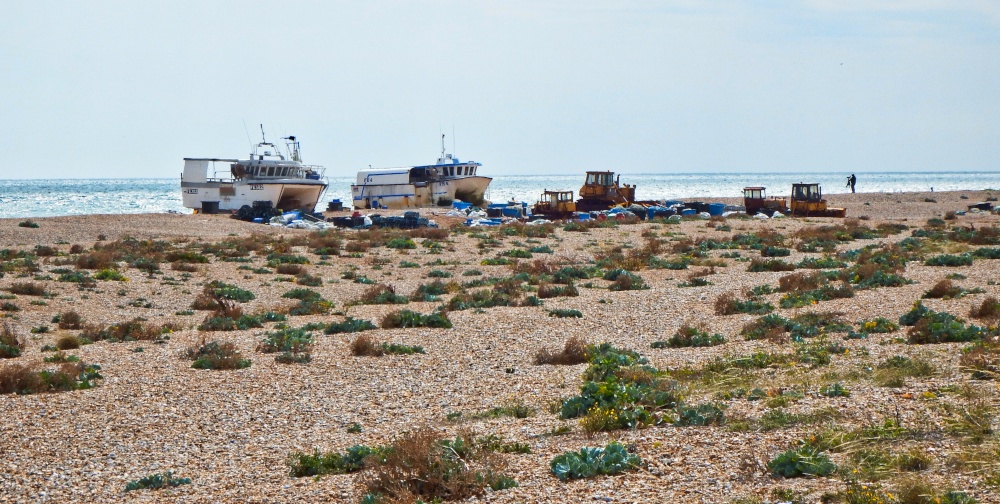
[1,190,999,503]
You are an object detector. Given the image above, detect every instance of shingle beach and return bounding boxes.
[2,190,1000,503]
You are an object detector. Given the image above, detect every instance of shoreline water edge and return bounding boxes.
[1,172,999,218]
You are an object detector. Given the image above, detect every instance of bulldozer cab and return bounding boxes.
[585,171,615,187]
[743,187,766,200]
[542,190,574,205]
[791,183,822,202]
[533,190,576,218]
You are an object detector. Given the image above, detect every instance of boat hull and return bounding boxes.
[181,179,327,213]
[351,176,491,210]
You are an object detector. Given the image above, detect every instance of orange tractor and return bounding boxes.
[742,186,788,216]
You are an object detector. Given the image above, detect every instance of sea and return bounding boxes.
[2,172,999,219]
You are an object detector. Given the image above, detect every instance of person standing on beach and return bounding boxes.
[848,174,857,193]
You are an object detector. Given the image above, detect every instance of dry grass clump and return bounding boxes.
[275,263,305,275]
[595,238,663,271]
[184,338,250,370]
[536,283,579,299]
[408,227,450,240]
[305,230,343,255]
[969,296,1000,320]
[510,259,560,276]
[350,334,385,357]
[6,282,47,296]
[534,336,589,365]
[55,335,82,350]
[170,262,200,273]
[0,360,101,394]
[923,279,964,299]
[191,291,221,311]
[0,364,45,393]
[358,427,511,503]
[80,318,176,342]
[959,342,1000,380]
[57,310,83,330]
[351,284,409,305]
[0,321,25,358]
[75,249,117,270]
[777,272,824,292]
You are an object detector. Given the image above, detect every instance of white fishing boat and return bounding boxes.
[181,128,327,214]
[351,135,491,210]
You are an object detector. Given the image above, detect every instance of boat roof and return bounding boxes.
[184,158,240,162]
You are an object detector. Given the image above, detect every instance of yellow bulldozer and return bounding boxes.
[789,183,846,218]
[532,190,577,219]
[576,171,637,212]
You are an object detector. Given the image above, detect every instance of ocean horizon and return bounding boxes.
[2,171,999,219]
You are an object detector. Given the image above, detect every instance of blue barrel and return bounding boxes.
[681,208,696,216]
[452,201,472,210]
[708,203,726,216]
[664,200,683,208]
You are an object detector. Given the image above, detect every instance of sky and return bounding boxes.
[2,0,999,179]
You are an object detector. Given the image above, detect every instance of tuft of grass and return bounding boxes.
[350,334,384,357]
[256,326,313,363]
[124,472,191,492]
[747,258,796,272]
[715,292,773,316]
[652,326,724,348]
[351,284,409,305]
[0,321,25,358]
[0,361,103,394]
[923,279,966,299]
[185,339,251,370]
[359,427,517,501]
[604,269,648,291]
[6,282,47,297]
[288,445,385,477]
[548,308,583,318]
[534,336,589,365]
[969,296,1000,320]
[57,310,83,330]
[380,310,452,329]
[55,335,81,350]
[324,317,378,335]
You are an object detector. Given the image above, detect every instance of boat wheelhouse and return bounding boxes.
[181,129,327,214]
[351,135,491,210]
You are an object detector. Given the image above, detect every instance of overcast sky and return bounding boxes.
[2,1,998,179]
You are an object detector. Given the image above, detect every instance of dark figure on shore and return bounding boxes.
[847,174,857,193]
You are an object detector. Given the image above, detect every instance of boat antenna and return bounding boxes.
[260,124,267,143]
[441,133,446,156]
[242,119,253,150]
[452,124,455,155]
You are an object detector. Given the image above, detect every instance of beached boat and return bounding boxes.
[181,130,327,214]
[351,135,491,210]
